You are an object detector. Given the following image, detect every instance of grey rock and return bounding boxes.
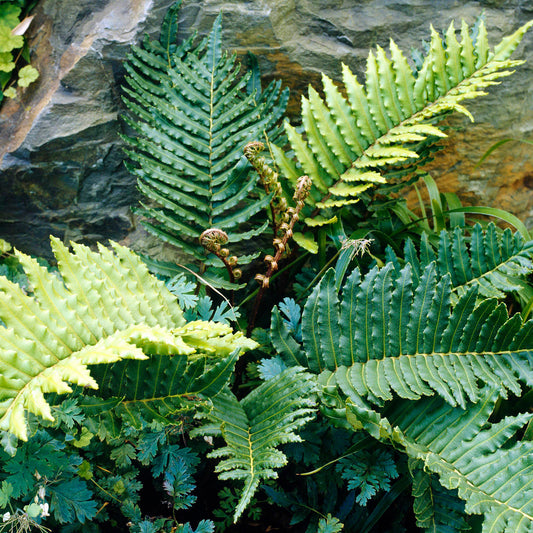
[0,0,532,260]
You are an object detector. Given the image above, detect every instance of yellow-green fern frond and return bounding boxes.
[274,18,533,219]
[0,237,255,440]
[0,239,10,254]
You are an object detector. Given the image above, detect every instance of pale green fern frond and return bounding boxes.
[386,223,533,302]
[122,4,288,263]
[192,367,316,522]
[347,389,533,532]
[0,239,10,254]
[0,237,255,440]
[274,19,532,220]
[271,263,533,407]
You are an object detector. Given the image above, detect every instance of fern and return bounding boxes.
[409,460,470,532]
[192,367,316,522]
[0,237,255,441]
[271,259,533,530]
[272,262,533,408]
[347,389,533,532]
[273,19,533,221]
[122,2,288,263]
[82,339,244,430]
[385,223,533,302]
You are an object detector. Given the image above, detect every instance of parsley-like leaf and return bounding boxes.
[175,520,215,533]
[0,480,13,508]
[137,429,167,464]
[110,442,137,468]
[51,398,85,429]
[317,514,344,533]
[48,478,97,523]
[166,274,198,309]
[151,445,199,479]
[337,449,399,505]
[2,432,80,498]
[257,356,287,380]
[278,297,302,341]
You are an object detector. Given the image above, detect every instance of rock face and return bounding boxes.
[1,0,532,258]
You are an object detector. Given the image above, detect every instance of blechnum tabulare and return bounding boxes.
[0,3,531,531]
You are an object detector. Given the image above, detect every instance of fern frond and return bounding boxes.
[122,7,288,263]
[386,223,533,302]
[192,367,316,522]
[0,237,256,440]
[81,347,241,429]
[410,459,470,532]
[347,389,533,532]
[274,19,532,217]
[272,261,533,408]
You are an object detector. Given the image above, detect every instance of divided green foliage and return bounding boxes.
[192,367,316,522]
[0,1,39,102]
[386,222,533,302]
[273,18,533,221]
[122,3,288,263]
[271,258,533,530]
[347,389,533,533]
[0,237,255,441]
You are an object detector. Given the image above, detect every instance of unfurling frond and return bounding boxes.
[274,19,533,218]
[192,367,316,522]
[0,237,256,440]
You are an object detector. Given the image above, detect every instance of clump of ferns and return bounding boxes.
[244,141,312,333]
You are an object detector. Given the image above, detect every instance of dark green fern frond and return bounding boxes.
[347,389,533,532]
[81,345,241,430]
[122,5,288,263]
[123,1,194,106]
[385,223,533,302]
[191,367,316,522]
[273,19,532,223]
[410,459,470,532]
[272,263,533,407]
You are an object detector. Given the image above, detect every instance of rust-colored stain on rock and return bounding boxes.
[403,120,533,226]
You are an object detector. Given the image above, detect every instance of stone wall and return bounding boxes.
[1,0,532,258]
